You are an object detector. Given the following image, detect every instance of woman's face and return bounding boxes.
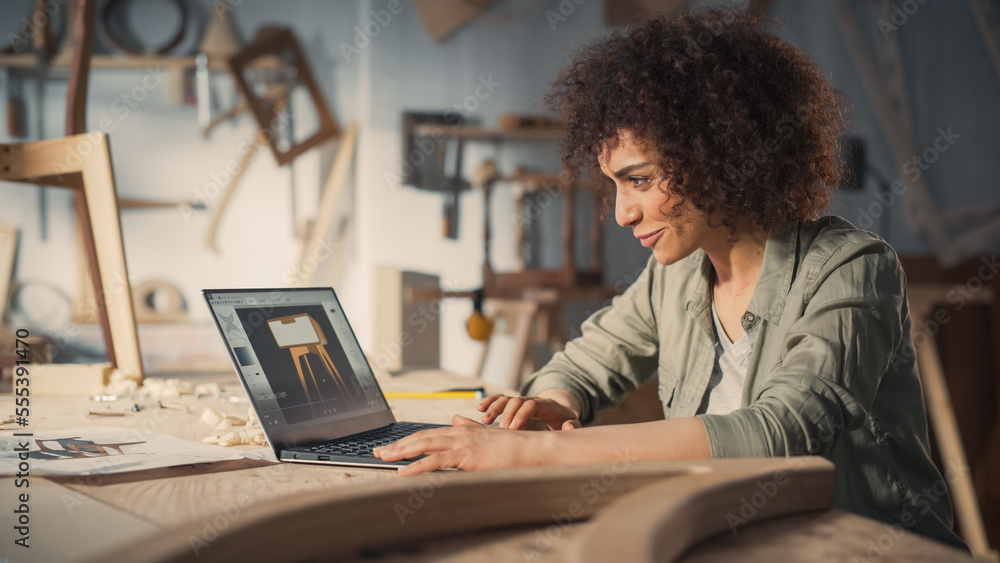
[599,133,715,265]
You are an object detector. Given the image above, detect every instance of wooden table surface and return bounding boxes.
[0,369,982,563]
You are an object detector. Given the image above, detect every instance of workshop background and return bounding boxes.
[0,0,998,550]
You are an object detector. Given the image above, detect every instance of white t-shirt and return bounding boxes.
[699,302,757,415]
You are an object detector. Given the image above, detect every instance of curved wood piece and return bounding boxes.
[203,131,266,253]
[571,456,835,563]
[910,299,994,559]
[293,121,357,286]
[90,459,821,563]
[65,0,95,136]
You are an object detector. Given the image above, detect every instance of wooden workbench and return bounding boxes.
[0,370,980,563]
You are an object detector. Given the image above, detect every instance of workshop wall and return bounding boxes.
[0,0,997,376]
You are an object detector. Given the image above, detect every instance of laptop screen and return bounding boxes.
[204,288,390,435]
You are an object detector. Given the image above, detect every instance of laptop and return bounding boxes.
[203,287,445,468]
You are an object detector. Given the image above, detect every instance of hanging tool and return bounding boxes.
[466,288,493,341]
[443,138,466,239]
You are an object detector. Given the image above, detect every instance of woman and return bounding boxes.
[375,8,965,549]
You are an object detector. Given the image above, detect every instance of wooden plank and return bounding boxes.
[0,477,160,563]
[293,122,357,286]
[31,362,112,395]
[910,298,993,558]
[414,124,563,142]
[373,266,441,371]
[92,458,823,563]
[572,457,834,562]
[942,198,1000,226]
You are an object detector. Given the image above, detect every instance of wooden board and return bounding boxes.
[910,294,995,559]
[373,266,441,371]
[9,370,982,563]
[92,458,828,563]
[0,477,161,563]
[572,457,834,562]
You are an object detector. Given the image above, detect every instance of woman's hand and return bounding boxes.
[477,393,582,431]
[373,414,549,475]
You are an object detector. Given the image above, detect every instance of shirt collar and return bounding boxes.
[746,223,800,324]
[685,223,801,325]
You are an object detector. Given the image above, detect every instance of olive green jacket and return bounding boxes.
[523,216,965,549]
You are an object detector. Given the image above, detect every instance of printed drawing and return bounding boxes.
[31,437,146,460]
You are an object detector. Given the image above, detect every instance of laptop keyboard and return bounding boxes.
[303,422,441,458]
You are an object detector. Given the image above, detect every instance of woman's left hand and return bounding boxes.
[373,414,548,476]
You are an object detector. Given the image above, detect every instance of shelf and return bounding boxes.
[413,124,563,141]
[0,53,229,71]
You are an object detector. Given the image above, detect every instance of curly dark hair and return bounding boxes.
[545,8,850,235]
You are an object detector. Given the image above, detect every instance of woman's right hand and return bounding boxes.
[476,392,582,431]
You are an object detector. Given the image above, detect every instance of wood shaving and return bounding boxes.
[200,407,264,447]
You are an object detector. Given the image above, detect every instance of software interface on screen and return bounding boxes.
[207,289,387,430]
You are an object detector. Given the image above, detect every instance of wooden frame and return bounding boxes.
[95,458,834,563]
[482,172,603,291]
[227,26,339,166]
[0,133,143,378]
